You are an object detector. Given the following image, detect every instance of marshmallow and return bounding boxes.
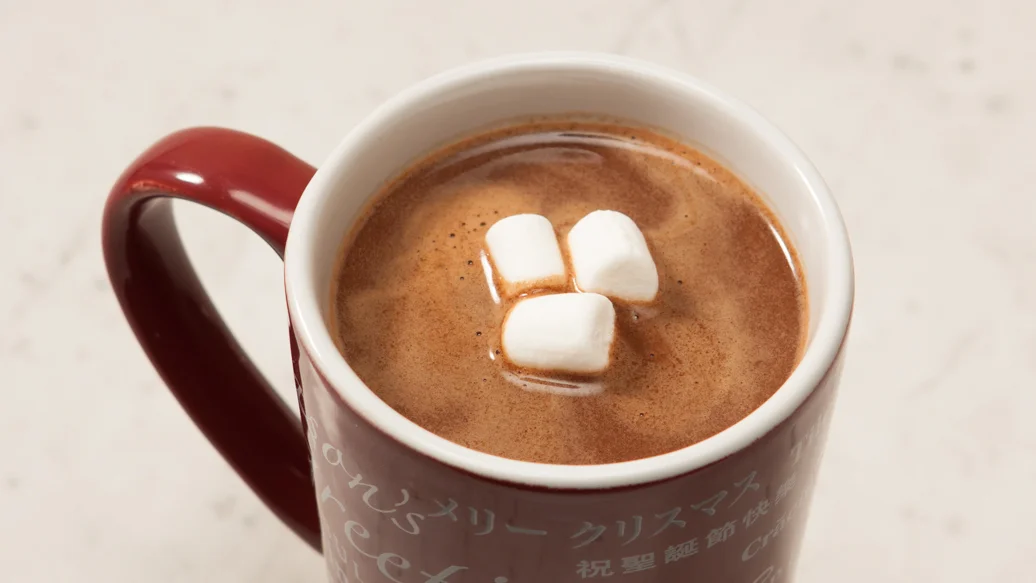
[485,214,567,296]
[567,210,659,302]
[501,293,616,374]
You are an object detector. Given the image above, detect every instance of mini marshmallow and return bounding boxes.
[485,214,567,296]
[501,293,616,374]
[567,210,659,302]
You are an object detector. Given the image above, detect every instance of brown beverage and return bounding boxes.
[330,119,807,465]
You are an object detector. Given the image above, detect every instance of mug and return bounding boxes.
[103,53,853,583]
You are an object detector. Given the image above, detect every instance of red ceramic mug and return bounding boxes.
[103,53,853,583]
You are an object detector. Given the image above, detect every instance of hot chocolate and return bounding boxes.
[330,119,807,465]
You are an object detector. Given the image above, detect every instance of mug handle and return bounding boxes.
[102,127,321,550]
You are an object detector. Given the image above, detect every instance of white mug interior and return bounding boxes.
[284,52,854,489]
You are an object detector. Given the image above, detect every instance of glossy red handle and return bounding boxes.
[102,127,321,550]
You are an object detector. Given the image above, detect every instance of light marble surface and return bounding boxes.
[2,0,1035,581]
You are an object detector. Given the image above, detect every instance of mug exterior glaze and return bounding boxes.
[103,53,853,583]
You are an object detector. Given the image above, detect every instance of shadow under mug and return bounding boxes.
[102,53,853,583]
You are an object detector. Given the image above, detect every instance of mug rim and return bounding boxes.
[284,52,854,489]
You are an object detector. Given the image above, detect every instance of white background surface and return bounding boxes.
[2,0,1035,581]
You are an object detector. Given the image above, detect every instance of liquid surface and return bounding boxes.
[331,121,806,465]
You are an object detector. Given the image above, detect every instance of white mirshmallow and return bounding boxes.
[501,293,616,375]
[566,210,659,302]
[484,214,567,297]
